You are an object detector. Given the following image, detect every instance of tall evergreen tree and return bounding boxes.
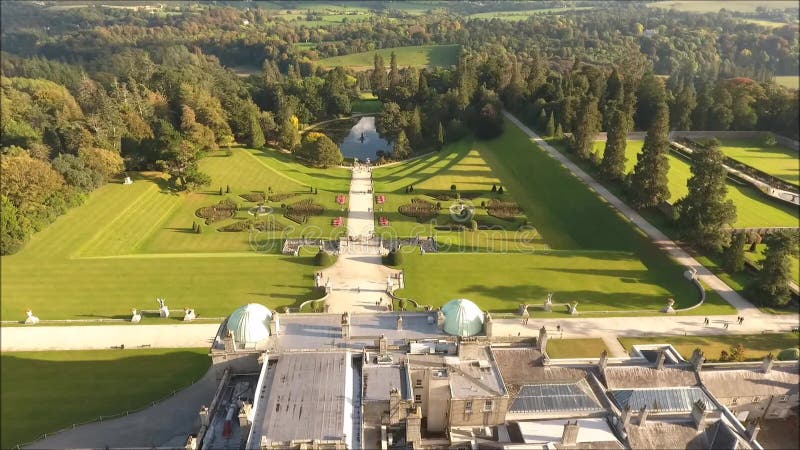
[600,107,629,181]
[749,231,798,307]
[393,130,411,159]
[675,142,737,252]
[545,112,555,137]
[571,96,601,160]
[634,73,666,130]
[670,84,697,131]
[435,122,444,150]
[371,53,387,95]
[722,231,747,273]
[691,81,714,130]
[388,52,400,87]
[629,102,671,208]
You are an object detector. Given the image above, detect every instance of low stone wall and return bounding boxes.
[668,130,800,152]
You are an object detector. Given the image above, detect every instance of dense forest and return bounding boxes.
[1,1,798,254]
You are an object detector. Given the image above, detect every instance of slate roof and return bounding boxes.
[699,365,799,398]
[602,365,698,389]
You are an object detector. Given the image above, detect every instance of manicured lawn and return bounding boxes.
[0,348,210,449]
[467,6,593,20]
[717,138,799,186]
[393,251,734,314]
[744,244,800,285]
[773,75,799,90]
[618,333,799,362]
[546,338,609,359]
[318,44,461,68]
[647,1,799,13]
[0,148,343,319]
[591,141,799,228]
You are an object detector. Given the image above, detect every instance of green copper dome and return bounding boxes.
[441,299,484,337]
[226,303,272,348]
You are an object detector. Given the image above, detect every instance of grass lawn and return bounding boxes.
[0,148,345,320]
[773,75,799,90]
[618,333,799,362]
[546,338,609,359]
[393,251,734,314]
[648,1,799,13]
[0,348,210,449]
[318,44,461,69]
[351,98,383,114]
[744,244,800,285]
[717,138,799,186]
[591,141,799,228]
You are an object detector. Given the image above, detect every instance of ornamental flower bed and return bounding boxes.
[336,194,347,205]
[376,195,386,204]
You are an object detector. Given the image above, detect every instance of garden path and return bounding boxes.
[504,111,759,313]
[321,166,400,313]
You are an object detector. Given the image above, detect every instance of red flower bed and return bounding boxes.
[336,194,346,205]
[376,195,386,204]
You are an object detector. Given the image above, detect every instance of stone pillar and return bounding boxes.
[399,271,404,289]
[341,312,351,339]
[561,420,579,446]
[377,334,388,353]
[396,315,403,331]
[223,330,237,352]
[690,348,705,371]
[691,399,708,430]
[655,349,666,370]
[598,350,608,373]
[638,406,649,426]
[538,326,548,354]
[199,405,210,426]
[269,313,280,335]
[484,312,493,338]
[762,353,774,374]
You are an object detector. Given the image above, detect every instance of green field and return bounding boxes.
[717,139,800,186]
[318,44,461,68]
[591,141,799,228]
[619,333,799,362]
[546,338,609,359]
[1,348,210,449]
[384,119,735,314]
[745,244,800,285]
[0,148,348,320]
[648,1,799,13]
[774,75,799,90]
[467,6,594,20]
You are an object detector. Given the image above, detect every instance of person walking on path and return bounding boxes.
[724,322,729,329]
[703,317,709,326]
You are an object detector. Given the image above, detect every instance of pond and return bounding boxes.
[314,116,393,161]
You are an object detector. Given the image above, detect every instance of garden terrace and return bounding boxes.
[398,198,440,222]
[618,333,798,362]
[195,199,237,225]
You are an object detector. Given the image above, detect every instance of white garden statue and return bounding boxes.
[123,176,133,185]
[130,308,142,323]
[157,298,169,318]
[24,309,39,325]
[183,308,196,322]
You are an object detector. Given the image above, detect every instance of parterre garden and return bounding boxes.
[0,147,349,320]
[1,348,210,449]
[381,119,735,314]
[318,44,461,69]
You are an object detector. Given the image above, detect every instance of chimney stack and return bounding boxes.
[341,312,351,339]
[436,310,445,330]
[691,399,708,430]
[745,419,760,443]
[389,387,402,425]
[598,350,608,373]
[561,420,579,446]
[396,315,403,331]
[690,348,705,371]
[762,353,774,374]
[377,334,388,353]
[484,312,493,338]
[638,406,649,427]
[655,349,667,370]
[620,404,633,431]
[406,406,422,446]
[199,405,210,427]
[538,326,549,354]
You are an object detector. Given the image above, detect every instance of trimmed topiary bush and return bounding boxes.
[384,247,404,266]
[777,347,799,361]
[314,249,335,266]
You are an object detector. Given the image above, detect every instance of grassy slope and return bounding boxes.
[773,75,799,90]
[467,6,594,20]
[618,333,799,362]
[546,338,609,359]
[647,1,799,13]
[318,44,461,68]
[0,148,348,319]
[718,138,799,186]
[591,141,799,228]
[1,348,210,449]
[388,120,733,314]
